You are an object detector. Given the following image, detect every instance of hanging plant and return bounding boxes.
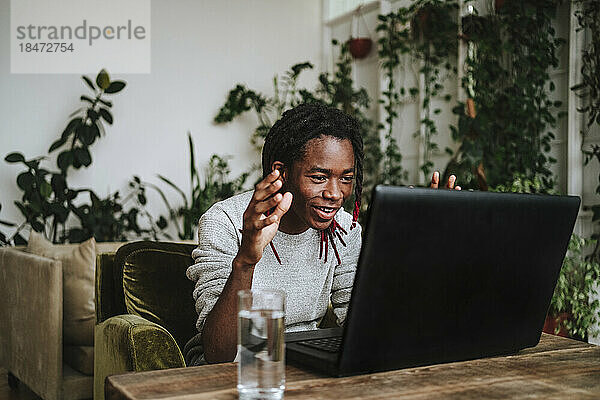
[410,0,459,180]
[376,10,411,185]
[446,1,564,192]
[348,5,373,59]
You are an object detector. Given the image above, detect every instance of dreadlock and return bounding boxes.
[261,103,364,265]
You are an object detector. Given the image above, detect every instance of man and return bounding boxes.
[184,103,458,365]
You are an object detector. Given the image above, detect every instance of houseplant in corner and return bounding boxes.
[546,235,600,341]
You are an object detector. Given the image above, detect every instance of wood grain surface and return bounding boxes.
[106,334,600,400]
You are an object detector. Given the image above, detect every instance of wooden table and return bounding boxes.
[106,334,600,399]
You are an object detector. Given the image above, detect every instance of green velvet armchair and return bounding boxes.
[94,241,198,400]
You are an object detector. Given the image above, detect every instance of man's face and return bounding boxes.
[281,135,355,233]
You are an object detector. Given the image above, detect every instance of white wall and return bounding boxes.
[0,0,322,239]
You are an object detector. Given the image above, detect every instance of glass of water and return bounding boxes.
[237,289,286,400]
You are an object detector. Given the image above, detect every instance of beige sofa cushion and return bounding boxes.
[27,232,96,346]
[64,345,94,376]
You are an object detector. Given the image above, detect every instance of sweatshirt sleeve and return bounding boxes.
[331,222,362,326]
[186,206,240,334]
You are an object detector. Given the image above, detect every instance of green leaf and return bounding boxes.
[80,125,96,145]
[82,75,96,91]
[0,219,15,227]
[157,216,168,229]
[5,152,25,163]
[48,137,67,153]
[74,147,92,167]
[40,181,52,198]
[99,108,113,124]
[104,81,126,94]
[14,233,27,245]
[157,174,188,206]
[57,151,74,171]
[31,220,44,232]
[98,98,113,108]
[96,69,110,90]
[51,174,67,195]
[17,172,34,190]
[80,95,95,104]
[61,117,82,140]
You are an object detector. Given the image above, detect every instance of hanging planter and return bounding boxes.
[348,38,373,59]
[347,5,373,59]
[411,5,433,39]
[495,0,506,12]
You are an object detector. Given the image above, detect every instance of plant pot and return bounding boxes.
[348,37,372,59]
[495,0,506,12]
[412,7,432,39]
[466,98,477,119]
[543,313,570,337]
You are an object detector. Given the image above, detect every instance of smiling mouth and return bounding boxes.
[313,205,338,219]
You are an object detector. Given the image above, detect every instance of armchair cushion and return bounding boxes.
[117,242,198,349]
[26,231,96,346]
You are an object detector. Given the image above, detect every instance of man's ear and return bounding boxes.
[271,161,287,182]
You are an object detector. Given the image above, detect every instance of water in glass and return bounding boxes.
[237,309,285,400]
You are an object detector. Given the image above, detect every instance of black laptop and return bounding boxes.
[285,185,580,376]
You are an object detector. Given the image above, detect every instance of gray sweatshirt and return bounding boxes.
[184,190,361,365]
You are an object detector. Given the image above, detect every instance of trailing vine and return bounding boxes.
[377,1,457,184]
[376,10,411,185]
[410,0,458,180]
[446,0,564,192]
[571,0,600,260]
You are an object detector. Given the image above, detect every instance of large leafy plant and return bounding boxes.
[3,70,166,244]
[148,133,249,240]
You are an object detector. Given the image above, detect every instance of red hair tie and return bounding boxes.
[351,200,360,230]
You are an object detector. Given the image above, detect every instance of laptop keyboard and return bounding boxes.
[299,336,342,353]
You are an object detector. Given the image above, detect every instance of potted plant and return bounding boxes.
[348,5,373,59]
[546,235,600,341]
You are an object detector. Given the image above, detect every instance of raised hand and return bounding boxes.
[430,171,461,190]
[235,169,293,268]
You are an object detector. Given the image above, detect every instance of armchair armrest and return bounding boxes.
[94,314,185,400]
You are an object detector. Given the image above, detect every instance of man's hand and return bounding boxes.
[430,171,461,190]
[235,169,293,268]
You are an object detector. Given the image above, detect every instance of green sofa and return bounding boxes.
[93,241,198,400]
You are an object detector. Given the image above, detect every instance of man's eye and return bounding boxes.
[341,176,355,183]
[309,175,327,182]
